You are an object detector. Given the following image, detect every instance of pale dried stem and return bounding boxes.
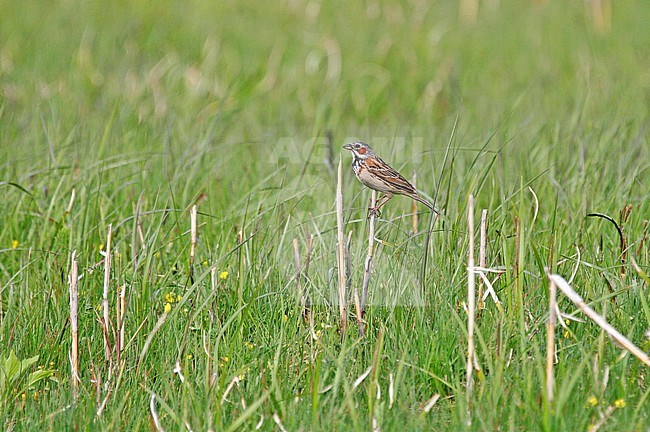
[69,250,79,400]
[466,194,476,401]
[548,272,650,367]
[189,204,197,279]
[138,311,169,369]
[336,159,347,337]
[545,277,557,404]
[359,190,377,337]
[411,171,418,234]
[478,209,487,310]
[150,393,165,432]
[102,224,113,363]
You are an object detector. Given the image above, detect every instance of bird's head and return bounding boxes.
[343,142,374,159]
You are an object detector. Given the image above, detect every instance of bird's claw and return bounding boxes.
[367,207,381,219]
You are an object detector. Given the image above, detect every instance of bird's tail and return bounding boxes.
[412,193,440,215]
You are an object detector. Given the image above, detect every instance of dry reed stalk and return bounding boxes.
[69,250,79,400]
[102,224,113,362]
[411,171,418,234]
[116,283,126,365]
[336,159,347,337]
[150,393,165,432]
[138,309,170,369]
[466,194,476,401]
[545,277,557,404]
[359,190,377,337]
[477,209,487,310]
[547,273,650,367]
[189,204,197,281]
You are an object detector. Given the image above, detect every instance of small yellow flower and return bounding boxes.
[614,399,626,408]
[164,303,172,314]
[186,354,193,360]
[222,356,230,363]
[282,314,288,322]
[246,342,255,349]
[21,392,27,400]
[563,330,570,339]
[99,244,104,251]
[202,261,208,266]
[588,396,598,406]
[165,292,176,303]
[176,294,182,302]
[12,239,18,249]
[33,391,40,401]
[219,271,229,280]
[49,361,55,367]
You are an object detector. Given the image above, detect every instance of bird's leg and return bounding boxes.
[368,194,392,218]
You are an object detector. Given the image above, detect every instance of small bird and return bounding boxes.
[343,142,438,216]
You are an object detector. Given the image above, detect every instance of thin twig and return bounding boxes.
[547,272,650,366]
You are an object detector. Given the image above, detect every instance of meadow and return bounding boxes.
[1,0,649,430]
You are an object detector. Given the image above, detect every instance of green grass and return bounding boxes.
[1,0,649,430]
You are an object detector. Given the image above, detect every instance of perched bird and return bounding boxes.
[343,142,438,216]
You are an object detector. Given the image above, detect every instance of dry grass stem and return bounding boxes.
[545,276,557,404]
[138,309,170,369]
[547,272,650,366]
[150,393,165,432]
[359,190,377,337]
[411,171,418,234]
[189,204,197,280]
[102,224,113,362]
[466,194,476,400]
[336,158,347,337]
[478,209,487,310]
[69,250,79,400]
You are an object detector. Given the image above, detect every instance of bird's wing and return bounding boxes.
[364,156,418,195]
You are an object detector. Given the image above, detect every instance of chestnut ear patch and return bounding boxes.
[358,147,367,155]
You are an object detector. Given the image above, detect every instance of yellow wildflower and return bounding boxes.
[164,303,172,314]
[587,396,598,406]
[220,271,229,280]
[614,399,626,408]
[12,240,18,249]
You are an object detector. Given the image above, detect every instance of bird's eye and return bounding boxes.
[354,144,360,148]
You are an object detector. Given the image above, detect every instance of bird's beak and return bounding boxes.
[343,143,353,151]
